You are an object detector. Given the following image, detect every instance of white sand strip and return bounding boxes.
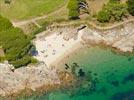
[33,30,83,67]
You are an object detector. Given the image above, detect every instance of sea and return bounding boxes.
[14,47,134,100]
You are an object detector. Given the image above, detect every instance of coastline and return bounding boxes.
[0,19,134,98]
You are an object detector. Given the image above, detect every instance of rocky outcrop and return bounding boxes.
[81,22,134,52]
[0,62,60,96]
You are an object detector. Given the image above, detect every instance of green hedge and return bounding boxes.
[0,15,35,68]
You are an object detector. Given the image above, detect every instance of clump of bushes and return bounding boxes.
[97,0,127,22]
[0,15,12,31]
[67,0,88,20]
[97,10,111,22]
[67,0,79,20]
[10,56,32,68]
[0,15,36,68]
[127,0,134,16]
[0,57,5,62]
[4,0,11,4]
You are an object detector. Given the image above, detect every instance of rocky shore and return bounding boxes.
[0,62,74,97]
[0,20,134,98]
[81,21,134,53]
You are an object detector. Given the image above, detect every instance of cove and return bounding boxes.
[18,47,134,100]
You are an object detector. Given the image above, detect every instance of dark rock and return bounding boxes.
[78,69,85,77]
[128,57,133,61]
[111,81,119,87]
[111,90,134,100]
[98,87,107,95]
[122,73,134,84]
[65,63,70,70]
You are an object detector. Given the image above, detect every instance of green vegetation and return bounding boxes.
[10,56,32,68]
[0,57,5,62]
[32,21,50,36]
[67,0,87,20]
[127,0,134,16]
[0,15,12,31]
[0,0,65,20]
[97,10,111,22]
[0,15,35,68]
[67,0,79,20]
[97,0,127,22]
[4,0,11,4]
[109,0,120,3]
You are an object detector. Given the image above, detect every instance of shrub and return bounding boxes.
[4,0,11,4]
[106,3,127,21]
[0,15,34,68]
[0,57,5,62]
[127,0,134,16]
[97,1,127,22]
[109,0,120,3]
[10,56,31,68]
[67,0,79,20]
[97,10,111,22]
[0,15,12,31]
[31,58,38,64]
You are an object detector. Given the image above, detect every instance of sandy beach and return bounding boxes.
[33,28,84,67]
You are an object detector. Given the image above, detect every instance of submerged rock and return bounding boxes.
[128,57,133,62]
[98,86,107,95]
[122,73,134,84]
[78,69,85,77]
[111,90,134,100]
[111,81,119,87]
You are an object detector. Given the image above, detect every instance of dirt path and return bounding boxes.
[12,1,68,27]
[87,18,134,30]
[49,18,134,30]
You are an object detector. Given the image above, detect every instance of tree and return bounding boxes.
[0,15,33,68]
[97,1,127,22]
[97,10,111,22]
[127,0,134,16]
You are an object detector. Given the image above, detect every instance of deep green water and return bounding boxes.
[18,47,134,100]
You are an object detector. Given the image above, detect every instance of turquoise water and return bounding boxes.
[19,47,134,100]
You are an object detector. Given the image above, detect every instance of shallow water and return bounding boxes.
[18,47,134,100]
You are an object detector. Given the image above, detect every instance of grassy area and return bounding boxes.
[19,1,69,34]
[0,0,65,20]
[37,5,69,25]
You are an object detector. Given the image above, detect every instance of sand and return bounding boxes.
[33,30,83,67]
